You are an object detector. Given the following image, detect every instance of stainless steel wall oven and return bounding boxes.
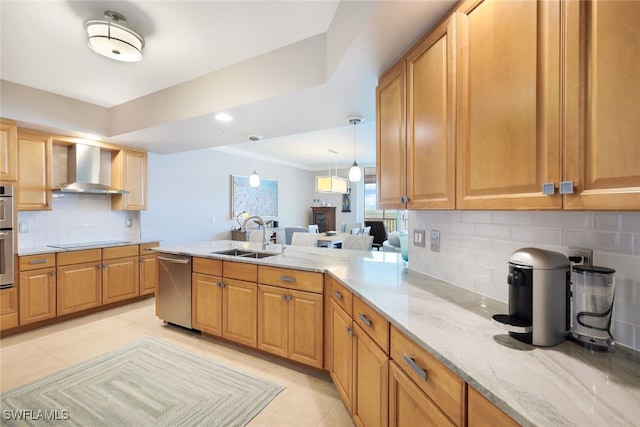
[0,185,15,288]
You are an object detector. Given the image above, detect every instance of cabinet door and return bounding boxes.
[563,0,640,210]
[389,362,455,427]
[102,256,139,304]
[56,262,102,315]
[329,299,355,413]
[222,278,257,347]
[0,119,18,182]
[192,272,223,336]
[377,60,407,209]
[288,289,323,369]
[257,284,288,358]
[17,131,52,210]
[139,254,158,296]
[111,149,147,210]
[406,15,456,209]
[456,0,562,209]
[353,324,389,427]
[19,268,56,325]
[467,386,518,427]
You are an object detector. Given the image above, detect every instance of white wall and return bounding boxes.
[141,149,316,246]
[408,210,640,351]
[311,167,364,231]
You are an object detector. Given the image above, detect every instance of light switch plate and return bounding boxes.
[430,230,440,252]
[413,229,425,247]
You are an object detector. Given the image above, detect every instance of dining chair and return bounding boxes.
[345,222,362,234]
[291,232,319,247]
[285,227,309,245]
[364,221,388,251]
[361,226,371,236]
[341,235,374,251]
[308,225,319,233]
[350,228,360,235]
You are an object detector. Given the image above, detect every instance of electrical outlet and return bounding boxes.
[413,229,425,247]
[211,216,216,223]
[568,246,592,265]
[125,218,132,228]
[430,230,440,252]
[19,222,29,233]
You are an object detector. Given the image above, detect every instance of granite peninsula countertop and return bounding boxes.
[156,240,639,426]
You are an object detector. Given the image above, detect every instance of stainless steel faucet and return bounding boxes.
[243,215,268,250]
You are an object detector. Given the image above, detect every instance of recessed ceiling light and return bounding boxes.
[215,112,234,122]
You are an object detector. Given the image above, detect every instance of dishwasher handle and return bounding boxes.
[158,256,191,264]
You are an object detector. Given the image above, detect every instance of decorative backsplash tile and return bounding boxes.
[409,210,640,351]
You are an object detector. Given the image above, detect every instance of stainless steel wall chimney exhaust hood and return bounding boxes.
[53,144,128,194]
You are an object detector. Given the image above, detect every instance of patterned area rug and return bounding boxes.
[1,337,284,426]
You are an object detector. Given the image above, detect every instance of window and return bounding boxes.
[363,167,405,232]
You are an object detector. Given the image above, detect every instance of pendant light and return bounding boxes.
[316,150,349,194]
[248,135,261,188]
[85,11,145,62]
[347,116,363,182]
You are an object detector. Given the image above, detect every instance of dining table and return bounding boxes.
[316,232,349,248]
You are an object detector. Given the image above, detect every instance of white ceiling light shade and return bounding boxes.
[316,149,349,194]
[85,11,144,62]
[249,135,261,188]
[347,116,363,182]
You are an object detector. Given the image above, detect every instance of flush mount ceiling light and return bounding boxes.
[316,149,349,194]
[214,112,234,122]
[248,135,261,188]
[85,11,145,62]
[347,116,363,182]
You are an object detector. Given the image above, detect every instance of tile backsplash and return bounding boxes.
[17,193,140,248]
[409,210,640,351]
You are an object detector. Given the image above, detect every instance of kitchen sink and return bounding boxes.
[212,249,277,259]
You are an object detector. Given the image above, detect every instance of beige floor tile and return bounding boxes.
[259,382,341,426]
[247,410,301,427]
[0,344,66,391]
[318,400,356,427]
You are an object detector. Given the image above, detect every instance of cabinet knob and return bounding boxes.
[542,182,556,195]
[50,271,56,277]
[559,181,575,194]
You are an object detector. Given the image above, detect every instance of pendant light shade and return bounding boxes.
[347,116,363,182]
[248,135,261,188]
[316,149,349,194]
[85,11,144,62]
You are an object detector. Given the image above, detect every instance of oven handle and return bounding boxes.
[158,256,190,264]
[0,231,8,236]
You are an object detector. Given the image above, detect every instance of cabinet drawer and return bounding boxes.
[0,287,19,330]
[354,296,389,354]
[57,249,101,266]
[223,261,257,282]
[193,257,223,276]
[258,266,323,293]
[139,242,159,254]
[326,275,353,316]
[19,253,56,271]
[468,386,518,427]
[390,325,465,427]
[103,245,139,260]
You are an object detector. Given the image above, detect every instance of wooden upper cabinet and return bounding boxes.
[406,15,457,209]
[563,0,640,210]
[377,60,407,209]
[111,149,147,210]
[0,119,18,182]
[456,0,562,209]
[17,130,52,210]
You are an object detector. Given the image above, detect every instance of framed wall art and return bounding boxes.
[231,175,278,217]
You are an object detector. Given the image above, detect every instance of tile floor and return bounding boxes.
[0,298,354,427]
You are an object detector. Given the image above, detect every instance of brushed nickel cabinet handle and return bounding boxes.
[358,313,372,327]
[279,276,295,282]
[333,290,343,300]
[402,354,428,381]
[28,259,48,265]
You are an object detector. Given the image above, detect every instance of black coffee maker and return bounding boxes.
[493,248,571,346]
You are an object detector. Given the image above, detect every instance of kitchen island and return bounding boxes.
[156,240,639,427]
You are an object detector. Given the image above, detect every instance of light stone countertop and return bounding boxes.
[156,240,640,427]
[17,239,161,256]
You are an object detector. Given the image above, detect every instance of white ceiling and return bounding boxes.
[0,0,456,170]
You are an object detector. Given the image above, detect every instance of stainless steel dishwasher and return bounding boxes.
[157,253,192,329]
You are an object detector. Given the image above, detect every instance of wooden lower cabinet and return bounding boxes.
[329,299,355,412]
[257,284,323,368]
[192,272,223,336]
[102,256,139,304]
[19,268,56,325]
[389,361,455,427]
[0,286,19,330]
[353,323,389,427]
[468,386,519,427]
[222,278,257,347]
[139,242,159,296]
[56,262,102,315]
